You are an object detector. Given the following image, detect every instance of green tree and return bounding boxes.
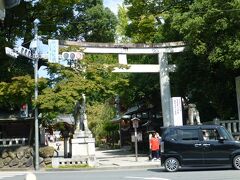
[38,54,129,114]
[170,0,240,69]
[38,54,129,141]
[121,0,240,120]
[39,0,118,42]
[116,5,131,43]
[0,0,118,109]
[167,0,240,118]
[0,0,125,141]
[87,101,118,144]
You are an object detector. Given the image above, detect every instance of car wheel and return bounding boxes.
[164,157,179,172]
[233,155,240,170]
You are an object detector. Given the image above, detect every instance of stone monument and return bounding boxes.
[71,93,96,166]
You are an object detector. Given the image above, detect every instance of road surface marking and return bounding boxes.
[0,172,27,179]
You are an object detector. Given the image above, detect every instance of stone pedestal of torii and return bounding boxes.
[60,40,185,127]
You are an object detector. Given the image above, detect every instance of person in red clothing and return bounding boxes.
[150,132,160,161]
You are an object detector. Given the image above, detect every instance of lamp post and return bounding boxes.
[131,117,140,162]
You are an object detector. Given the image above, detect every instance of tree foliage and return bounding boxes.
[0,0,119,109]
[0,75,47,111]
[31,0,117,42]
[1,0,240,132]
[170,0,240,69]
[116,5,131,43]
[121,0,240,120]
[38,54,129,114]
[87,101,118,142]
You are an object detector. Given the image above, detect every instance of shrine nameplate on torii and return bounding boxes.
[59,41,186,127]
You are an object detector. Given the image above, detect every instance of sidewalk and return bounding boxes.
[95,148,161,169]
[49,141,161,170]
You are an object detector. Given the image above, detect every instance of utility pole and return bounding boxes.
[5,18,41,170]
[32,18,40,171]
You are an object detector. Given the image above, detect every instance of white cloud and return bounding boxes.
[103,0,123,15]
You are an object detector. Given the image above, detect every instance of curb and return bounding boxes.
[45,164,161,171]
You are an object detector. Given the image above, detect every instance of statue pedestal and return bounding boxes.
[74,130,93,138]
[70,130,96,166]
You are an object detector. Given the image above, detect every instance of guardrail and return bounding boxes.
[0,138,28,147]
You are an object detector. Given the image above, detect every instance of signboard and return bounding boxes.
[5,47,19,58]
[16,46,32,59]
[131,132,142,142]
[48,39,59,63]
[236,77,240,121]
[171,97,183,126]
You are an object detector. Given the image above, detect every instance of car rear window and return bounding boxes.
[162,128,178,140]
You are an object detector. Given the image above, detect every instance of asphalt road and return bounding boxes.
[1,167,239,180]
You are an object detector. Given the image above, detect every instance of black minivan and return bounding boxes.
[161,125,240,172]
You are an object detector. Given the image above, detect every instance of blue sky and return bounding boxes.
[103,0,123,14]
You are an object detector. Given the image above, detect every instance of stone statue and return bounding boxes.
[188,103,201,125]
[81,94,89,132]
[73,94,89,132]
[73,101,82,131]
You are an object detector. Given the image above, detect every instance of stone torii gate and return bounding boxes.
[59,41,185,127]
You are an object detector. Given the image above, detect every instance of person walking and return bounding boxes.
[150,132,160,161]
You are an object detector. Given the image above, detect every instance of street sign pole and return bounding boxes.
[4,19,41,170]
[134,127,138,162]
[131,117,140,162]
[33,19,40,171]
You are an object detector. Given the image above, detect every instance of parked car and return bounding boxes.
[160,125,240,172]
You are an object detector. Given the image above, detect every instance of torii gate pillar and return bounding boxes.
[159,53,172,127]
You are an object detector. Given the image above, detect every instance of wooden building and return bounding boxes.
[112,103,163,152]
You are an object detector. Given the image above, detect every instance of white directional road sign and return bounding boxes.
[48,39,59,63]
[15,46,32,59]
[5,47,19,58]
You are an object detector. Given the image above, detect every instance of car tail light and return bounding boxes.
[161,141,164,153]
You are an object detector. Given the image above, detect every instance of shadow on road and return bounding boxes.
[147,166,233,173]
[97,148,148,157]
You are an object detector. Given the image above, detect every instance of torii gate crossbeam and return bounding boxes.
[59,41,185,127]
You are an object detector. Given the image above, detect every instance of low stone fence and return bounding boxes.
[204,119,240,139]
[0,138,28,147]
[218,120,240,136]
[52,156,90,168]
[0,146,54,169]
